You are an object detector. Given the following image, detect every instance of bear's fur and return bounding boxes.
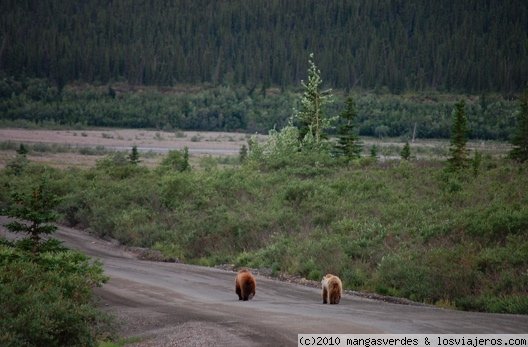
[321,274,342,304]
[235,269,256,301]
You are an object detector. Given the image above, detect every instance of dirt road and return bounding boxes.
[0,128,252,156]
[2,223,527,346]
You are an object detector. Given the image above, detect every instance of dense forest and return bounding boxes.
[1,0,527,93]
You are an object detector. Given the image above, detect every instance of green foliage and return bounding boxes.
[400,142,411,161]
[335,96,362,161]
[0,244,110,347]
[1,173,112,346]
[95,153,145,179]
[1,2,526,92]
[16,143,28,156]
[463,205,528,240]
[0,80,520,140]
[4,179,59,249]
[509,91,528,162]
[158,148,191,173]
[294,53,334,144]
[447,100,469,171]
[5,154,29,176]
[128,145,140,165]
[471,150,482,176]
[239,144,248,163]
[182,147,190,171]
[455,295,528,315]
[370,145,378,158]
[248,125,300,166]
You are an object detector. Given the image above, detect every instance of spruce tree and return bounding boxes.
[4,180,59,253]
[400,141,411,160]
[510,91,528,163]
[294,53,334,145]
[17,143,29,156]
[335,96,362,161]
[129,145,140,164]
[447,100,469,171]
[239,144,248,163]
[181,147,190,172]
[370,145,378,159]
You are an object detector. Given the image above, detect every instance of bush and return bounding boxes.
[374,245,501,307]
[455,295,528,314]
[0,244,111,347]
[157,149,190,173]
[464,205,528,240]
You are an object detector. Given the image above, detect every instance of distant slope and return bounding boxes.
[0,0,526,92]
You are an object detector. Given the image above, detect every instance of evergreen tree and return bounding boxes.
[4,180,59,253]
[335,96,362,161]
[447,100,469,171]
[370,145,378,159]
[181,147,190,172]
[509,91,528,163]
[400,141,411,160]
[7,143,30,176]
[16,143,29,156]
[294,53,334,145]
[239,144,248,163]
[128,145,140,164]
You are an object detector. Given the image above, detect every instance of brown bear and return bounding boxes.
[321,274,342,304]
[235,269,256,301]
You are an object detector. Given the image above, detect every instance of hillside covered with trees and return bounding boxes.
[1,0,527,93]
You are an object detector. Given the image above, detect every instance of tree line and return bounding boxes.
[0,76,520,140]
[0,0,526,93]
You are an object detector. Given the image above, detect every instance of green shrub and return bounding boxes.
[340,266,368,289]
[95,153,145,179]
[0,244,111,347]
[158,149,190,172]
[375,253,431,302]
[455,295,528,314]
[375,246,485,305]
[464,205,528,240]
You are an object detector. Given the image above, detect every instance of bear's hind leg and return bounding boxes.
[236,284,243,300]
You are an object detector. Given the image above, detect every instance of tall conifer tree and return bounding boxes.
[447,100,469,171]
[294,53,333,145]
[129,145,140,164]
[335,96,362,160]
[400,141,411,160]
[4,180,59,253]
